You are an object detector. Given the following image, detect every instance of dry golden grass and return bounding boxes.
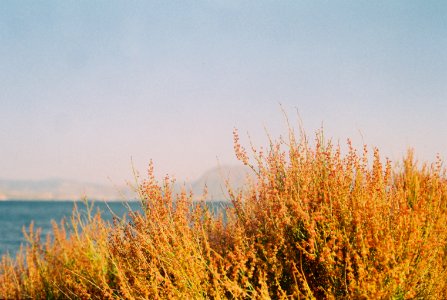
[1,126,447,299]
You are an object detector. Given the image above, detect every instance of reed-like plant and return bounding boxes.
[1,126,446,299]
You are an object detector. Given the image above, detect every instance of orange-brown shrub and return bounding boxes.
[1,127,447,299]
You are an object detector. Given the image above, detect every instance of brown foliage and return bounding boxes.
[1,127,447,299]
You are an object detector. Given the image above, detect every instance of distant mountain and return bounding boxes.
[0,179,129,201]
[187,165,256,201]
[0,165,256,202]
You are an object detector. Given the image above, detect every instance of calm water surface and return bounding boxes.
[0,201,141,257]
[0,200,228,257]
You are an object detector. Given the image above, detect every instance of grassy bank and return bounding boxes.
[1,127,447,299]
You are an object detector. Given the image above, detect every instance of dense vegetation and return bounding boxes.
[1,127,447,299]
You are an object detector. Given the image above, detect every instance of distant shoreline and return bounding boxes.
[0,198,140,202]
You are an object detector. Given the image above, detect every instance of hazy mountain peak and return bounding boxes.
[0,165,257,202]
[189,165,256,201]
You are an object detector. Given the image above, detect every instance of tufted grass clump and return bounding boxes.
[1,126,447,299]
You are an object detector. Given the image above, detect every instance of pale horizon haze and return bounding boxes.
[1,1,446,185]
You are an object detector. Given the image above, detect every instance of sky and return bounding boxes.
[1,1,446,185]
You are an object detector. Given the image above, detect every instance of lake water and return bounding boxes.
[0,201,229,257]
[0,201,142,257]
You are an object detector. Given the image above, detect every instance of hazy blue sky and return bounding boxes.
[1,1,446,184]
